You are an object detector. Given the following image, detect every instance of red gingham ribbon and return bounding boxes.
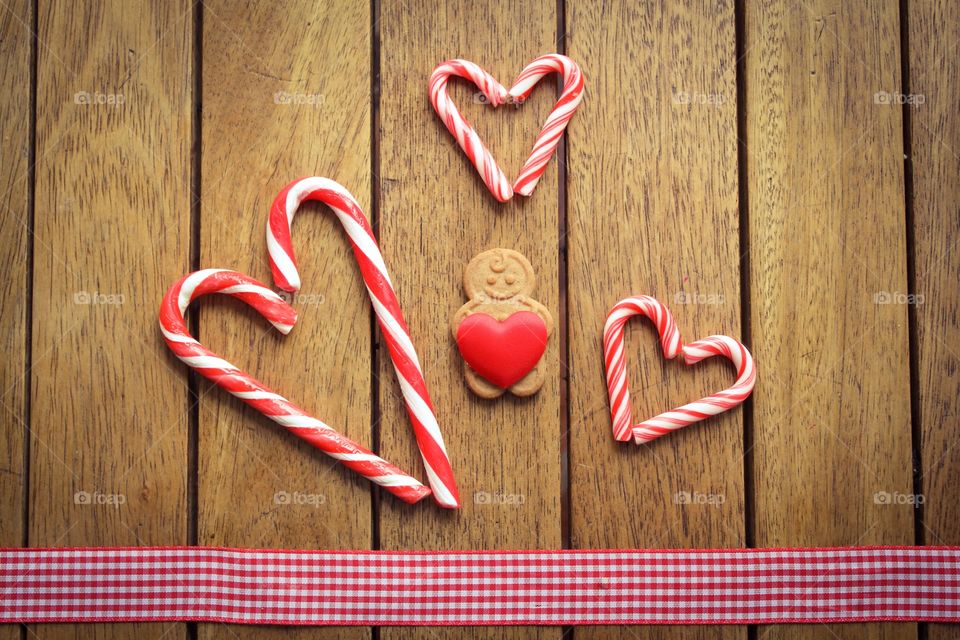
[2,547,958,625]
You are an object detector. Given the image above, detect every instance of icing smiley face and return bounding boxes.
[464,249,536,301]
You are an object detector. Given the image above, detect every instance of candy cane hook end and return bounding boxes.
[266,218,302,293]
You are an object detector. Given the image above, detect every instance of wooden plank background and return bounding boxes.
[29,3,193,640]
[0,1,957,639]
[197,3,372,640]
[909,3,960,640]
[0,3,31,640]
[745,3,914,640]
[568,2,743,640]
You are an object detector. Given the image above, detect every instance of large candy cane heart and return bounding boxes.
[429,54,584,202]
[603,296,756,444]
[159,268,432,505]
[266,177,460,509]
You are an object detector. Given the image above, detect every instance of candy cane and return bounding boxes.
[266,177,460,509]
[159,268,431,505]
[604,296,682,441]
[603,296,756,444]
[429,60,513,202]
[508,54,584,197]
[429,54,584,202]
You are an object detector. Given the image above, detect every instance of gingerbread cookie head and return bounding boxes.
[463,248,536,301]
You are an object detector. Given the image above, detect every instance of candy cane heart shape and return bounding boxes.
[159,269,432,505]
[603,296,756,445]
[429,54,584,202]
[266,177,460,509]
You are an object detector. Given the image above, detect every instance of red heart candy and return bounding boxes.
[456,311,548,389]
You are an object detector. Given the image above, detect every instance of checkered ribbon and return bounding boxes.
[2,547,958,625]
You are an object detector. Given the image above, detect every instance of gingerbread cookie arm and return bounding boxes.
[451,299,480,337]
[521,297,554,335]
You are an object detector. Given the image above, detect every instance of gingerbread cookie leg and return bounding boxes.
[464,366,506,399]
[508,366,545,397]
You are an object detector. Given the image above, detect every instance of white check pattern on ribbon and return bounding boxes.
[2,547,958,625]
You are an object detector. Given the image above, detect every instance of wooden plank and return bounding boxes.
[744,1,914,638]
[0,1,31,639]
[197,1,372,639]
[29,1,192,638]
[567,1,744,639]
[908,3,960,640]
[378,1,561,639]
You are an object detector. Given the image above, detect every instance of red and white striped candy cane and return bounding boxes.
[508,54,584,197]
[429,54,584,202]
[604,296,682,441]
[603,296,756,445]
[266,177,460,509]
[159,268,431,505]
[429,60,512,202]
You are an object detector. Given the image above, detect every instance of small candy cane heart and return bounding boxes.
[603,296,756,444]
[429,54,584,202]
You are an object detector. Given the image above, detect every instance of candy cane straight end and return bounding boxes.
[437,495,461,509]
[276,274,300,294]
[513,181,537,198]
[396,485,433,505]
[420,455,461,509]
[633,430,661,446]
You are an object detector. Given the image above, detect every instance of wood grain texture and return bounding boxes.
[29,1,192,638]
[567,2,744,640]
[198,1,372,639]
[378,1,561,639]
[5,1,960,637]
[0,1,31,639]
[908,2,960,640]
[744,1,914,638]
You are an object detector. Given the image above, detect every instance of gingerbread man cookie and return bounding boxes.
[452,249,553,398]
